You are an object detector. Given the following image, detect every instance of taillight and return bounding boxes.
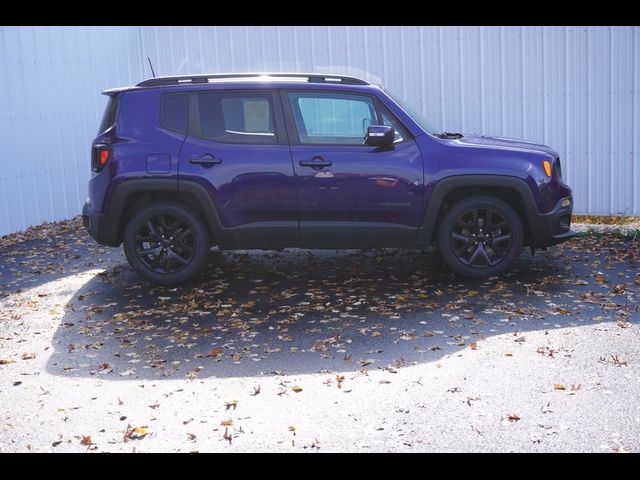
[92,144,112,172]
[99,149,109,166]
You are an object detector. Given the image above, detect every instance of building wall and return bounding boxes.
[1,26,638,235]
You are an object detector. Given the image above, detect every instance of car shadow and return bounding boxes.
[43,235,639,380]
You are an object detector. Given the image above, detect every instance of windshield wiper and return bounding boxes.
[436,131,464,139]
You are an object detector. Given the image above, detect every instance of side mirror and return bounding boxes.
[365,125,395,147]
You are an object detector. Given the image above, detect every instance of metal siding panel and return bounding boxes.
[0,26,145,235]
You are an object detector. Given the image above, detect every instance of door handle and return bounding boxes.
[299,156,332,169]
[189,154,222,168]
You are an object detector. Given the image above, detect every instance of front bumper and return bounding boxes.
[82,198,121,247]
[529,196,576,248]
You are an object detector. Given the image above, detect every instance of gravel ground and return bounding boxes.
[572,222,640,237]
[0,225,639,452]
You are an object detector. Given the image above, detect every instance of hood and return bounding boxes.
[455,134,558,158]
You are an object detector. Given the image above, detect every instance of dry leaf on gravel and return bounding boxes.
[225,400,238,410]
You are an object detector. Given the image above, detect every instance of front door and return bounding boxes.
[178,90,298,248]
[283,90,424,247]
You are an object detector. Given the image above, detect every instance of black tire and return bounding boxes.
[437,196,524,278]
[123,201,210,285]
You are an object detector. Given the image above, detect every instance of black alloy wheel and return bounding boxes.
[134,214,195,274]
[123,202,210,284]
[437,196,524,278]
[450,208,513,268]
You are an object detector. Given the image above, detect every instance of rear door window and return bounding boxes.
[192,92,276,144]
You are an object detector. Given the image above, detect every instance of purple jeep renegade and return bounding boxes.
[83,73,575,284]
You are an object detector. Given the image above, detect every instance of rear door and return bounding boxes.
[178,89,298,248]
[283,89,424,247]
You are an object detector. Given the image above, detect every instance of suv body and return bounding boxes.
[83,73,575,284]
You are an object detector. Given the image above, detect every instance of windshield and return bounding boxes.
[384,89,440,135]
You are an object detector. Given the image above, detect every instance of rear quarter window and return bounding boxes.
[161,93,188,134]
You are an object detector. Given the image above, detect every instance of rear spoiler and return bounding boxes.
[102,86,135,96]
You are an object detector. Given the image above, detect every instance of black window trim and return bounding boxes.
[280,89,414,147]
[98,95,120,135]
[186,89,288,145]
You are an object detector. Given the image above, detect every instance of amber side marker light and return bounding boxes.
[543,160,552,177]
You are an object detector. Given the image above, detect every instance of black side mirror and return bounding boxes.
[365,125,395,147]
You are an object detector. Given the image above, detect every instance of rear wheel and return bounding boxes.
[437,196,523,278]
[123,202,210,284]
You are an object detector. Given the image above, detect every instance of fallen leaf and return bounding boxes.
[594,272,606,283]
[80,435,93,446]
[554,384,566,390]
[506,413,520,422]
[288,425,296,432]
[124,425,150,442]
[220,419,233,427]
[0,359,16,365]
[225,399,238,410]
[423,331,434,337]
[469,342,478,350]
[206,348,223,358]
[371,331,382,337]
[21,352,36,360]
[131,427,149,437]
[573,279,589,285]
[148,402,160,410]
[504,352,513,357]
[612,284,626,294]
[250,385,261,396]
[223,427,233,444]
[187,433,197,442]
[291,385,303,393]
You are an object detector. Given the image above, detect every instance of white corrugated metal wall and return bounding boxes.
[1,26,638,236]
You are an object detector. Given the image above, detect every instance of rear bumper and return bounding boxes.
[82,198,121,247]
[529,196,576,248]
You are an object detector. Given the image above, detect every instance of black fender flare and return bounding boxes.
[103,178,227,245]
[417,175,540,245]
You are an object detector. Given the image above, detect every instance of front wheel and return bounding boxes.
[123,202,210,285]
[437,196,524,278]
